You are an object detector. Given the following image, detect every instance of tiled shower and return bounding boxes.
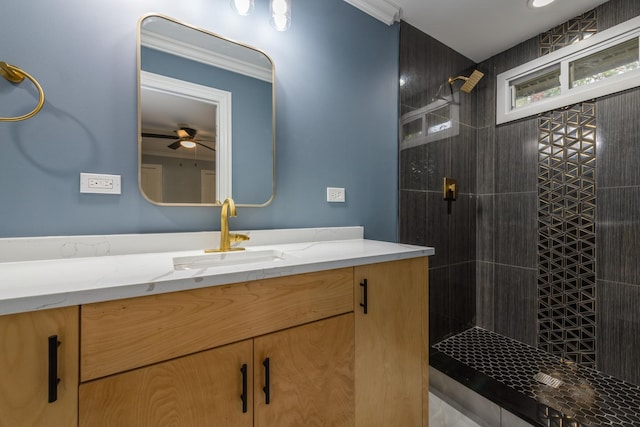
[399,0,640,396]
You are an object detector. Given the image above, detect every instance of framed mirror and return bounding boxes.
[137,14,275,206]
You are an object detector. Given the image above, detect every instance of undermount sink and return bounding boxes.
[173,249,287,270]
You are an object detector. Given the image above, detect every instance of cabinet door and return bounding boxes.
[354,257,429,427]
[79,340,253,427]
[0,306,79,427]
[254,314,355,427]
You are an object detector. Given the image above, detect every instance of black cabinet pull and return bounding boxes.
[262,357,271,404]
[47,335,61,403]
[240,363,248,413]
[360,279,368,314]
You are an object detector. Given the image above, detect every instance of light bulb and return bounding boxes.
[528,0,555,8]
[270,0,291,31]
[272,14,289,31]
[180,140,197,149]
[271,0,288,15]
[231,0,254,16]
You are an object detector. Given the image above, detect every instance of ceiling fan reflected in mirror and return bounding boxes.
[141,127,215,151]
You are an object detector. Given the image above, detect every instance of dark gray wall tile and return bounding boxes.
[449,261,476,330]
[475,57,496,130]
[450,194,475,265]
[425,191,451,268]
[429,266,453,345]
[426,139,451,193]
[597,0,640,31]
[400,144,429,190]
[495,119,538,194]
[597,280,640,385]
[476,195,495,262]
[476,126,496,195]
[493,264,538,346]
[596,186,640,285]
[494,37,538,75]
[494,192,537,268]
[451,125,478,195]
[399,190,426,245]
[476,261,495,330]
[597,87,640,188]
[399,21,475,124]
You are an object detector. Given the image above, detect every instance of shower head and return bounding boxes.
[448,69,484,93]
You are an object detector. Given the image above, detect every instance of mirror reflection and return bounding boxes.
[138,14,275,206]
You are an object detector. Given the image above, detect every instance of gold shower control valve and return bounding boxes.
[443,177,458,201]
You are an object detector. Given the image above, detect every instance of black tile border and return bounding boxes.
[431,350,544,426]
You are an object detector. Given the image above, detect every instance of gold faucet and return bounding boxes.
[205,197,250,253]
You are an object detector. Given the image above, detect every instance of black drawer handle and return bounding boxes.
[262,357,270,405]
[240,363,248,413]
[360,279,368,314]
[48,335,61,403]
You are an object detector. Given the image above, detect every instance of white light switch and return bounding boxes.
[80,173,121,194]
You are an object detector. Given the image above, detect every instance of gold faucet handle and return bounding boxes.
[230,233,250,242]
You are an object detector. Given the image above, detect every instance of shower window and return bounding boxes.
[569,38,639,88]
[497,15,640,124]
[511,65,561,109]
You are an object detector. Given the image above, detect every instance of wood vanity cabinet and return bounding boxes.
[3,257,428,426]
[0,306,79,427]
[355,257,429,427]
[253,313,354,426]
[78,268,355,427]
[79,314,354,427]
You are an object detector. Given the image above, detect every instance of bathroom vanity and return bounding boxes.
[0,227,433,426]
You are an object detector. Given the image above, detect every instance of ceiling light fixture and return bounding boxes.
[231,0,254,16]
[180,140,197,149]
[528,0,555,8]
[270,0,291,31]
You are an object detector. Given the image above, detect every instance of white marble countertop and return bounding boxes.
[0,227,434,316]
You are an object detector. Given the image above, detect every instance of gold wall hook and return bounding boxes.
[0,61,45,122]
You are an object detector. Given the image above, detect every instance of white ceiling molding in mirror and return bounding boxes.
[137,14,275,207]
[141,25,272,82]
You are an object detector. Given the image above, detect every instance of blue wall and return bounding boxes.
[0,0,400,241]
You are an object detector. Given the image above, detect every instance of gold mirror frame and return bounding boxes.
[137,13,276,207]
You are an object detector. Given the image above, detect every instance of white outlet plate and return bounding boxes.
[80,173,121,194]
[327,187,345,203]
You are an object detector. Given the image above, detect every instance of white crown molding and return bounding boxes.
[343,0,401,25]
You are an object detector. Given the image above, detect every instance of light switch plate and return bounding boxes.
[80,173,121,194]
[327,187,345,203]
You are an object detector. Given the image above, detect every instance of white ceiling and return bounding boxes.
[354,0,611,62]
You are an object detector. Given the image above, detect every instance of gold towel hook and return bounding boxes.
[0,62,45,122]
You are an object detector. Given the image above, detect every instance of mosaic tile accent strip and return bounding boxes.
[434,327,640,426]
[537,104,597,366]
[539,9,597,56]
[537,9,598,367]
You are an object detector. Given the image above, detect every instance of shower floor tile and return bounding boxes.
[433,327,640,426]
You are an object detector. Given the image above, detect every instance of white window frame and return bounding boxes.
[497,15,640,124]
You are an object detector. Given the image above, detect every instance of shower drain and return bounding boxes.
[533,372,563,389]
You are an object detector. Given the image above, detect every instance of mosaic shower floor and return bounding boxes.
[433,327,640,426]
